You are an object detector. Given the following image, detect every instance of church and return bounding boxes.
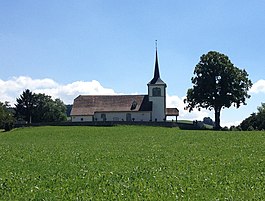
[70,49,179,122]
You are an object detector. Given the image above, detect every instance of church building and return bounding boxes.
[70,49,179,122]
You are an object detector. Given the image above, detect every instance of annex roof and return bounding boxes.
[70,95,152,116]
[166,108,179,116]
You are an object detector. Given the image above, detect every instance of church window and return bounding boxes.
[131,100,137,110]
[126,113,132,121]
[152,87,161,96]
[101,114,106,121]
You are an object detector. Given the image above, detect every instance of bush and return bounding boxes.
[221,126,229,131]
[247,126,255,131]
[240,103,265,131]
[230,126,241,131]
[0,102,15,131]
[4,122,13,131]
[2,113,15,131]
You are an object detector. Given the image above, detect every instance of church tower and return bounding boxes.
[147,47,167,121]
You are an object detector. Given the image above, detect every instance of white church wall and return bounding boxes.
[130,112,152,122]
[150,98,166,121]
[94,111,151,122]
[71,115,93,122]
[148,84,166,122]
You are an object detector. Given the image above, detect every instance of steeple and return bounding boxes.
[147,41,167,122]
[149,42,166,85]
[150,49,160,84]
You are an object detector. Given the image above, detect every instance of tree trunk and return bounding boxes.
[214,107,221,130]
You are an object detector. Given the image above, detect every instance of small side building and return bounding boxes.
[70,49,179,122]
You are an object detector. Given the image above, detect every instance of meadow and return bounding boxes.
[0,126,264,200]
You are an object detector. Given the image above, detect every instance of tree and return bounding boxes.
[256,103,265,130]
[240,103,265,130]
[15,90,67,123]
[53,98,67,122]
[257,102,265,114]
[203,117,214,126]
[185,51,252,129]
[240,113,257,131]
[32,93,50,122]
[15,89,36,123]
[0,102,15,131]
[32,94,66,122]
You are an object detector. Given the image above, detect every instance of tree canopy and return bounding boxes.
[32,93,67,123]
[0,102,15,131]
[185,51,252,129]
[240,103,265,130]
[15,89,35,123]
[15,89,67,123]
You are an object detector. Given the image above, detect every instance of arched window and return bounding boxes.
[152,87,161,96]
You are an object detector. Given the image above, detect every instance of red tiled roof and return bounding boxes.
[70,95,152,116]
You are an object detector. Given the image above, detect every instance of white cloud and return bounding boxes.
[166,94,211,121]
[0,76,117,106]
[250,79,265,94]
[34,80,117,105]
[221,120,241,128]
[0,76,59,105]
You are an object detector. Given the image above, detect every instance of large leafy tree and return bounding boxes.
[52,98,67,122]
[33,94,67,122]
[185,51,252,129]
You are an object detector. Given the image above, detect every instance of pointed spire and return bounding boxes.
[149,40,165,85]
[152,47,160,83]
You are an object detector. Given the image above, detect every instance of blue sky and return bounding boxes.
[1,0,265,126]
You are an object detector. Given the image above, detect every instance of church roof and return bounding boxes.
[70,95,152,116]
[148,49,166,85]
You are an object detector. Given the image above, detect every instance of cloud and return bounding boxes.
[0,76,58,104]
[0,76,117,106]
[250,79,265,94]
[221,120,241,128]
[34,80,117,105]
[166,94,211,121]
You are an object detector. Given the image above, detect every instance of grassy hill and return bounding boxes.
[0,126,264,200]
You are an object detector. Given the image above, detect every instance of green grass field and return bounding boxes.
[0,126,264,200]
